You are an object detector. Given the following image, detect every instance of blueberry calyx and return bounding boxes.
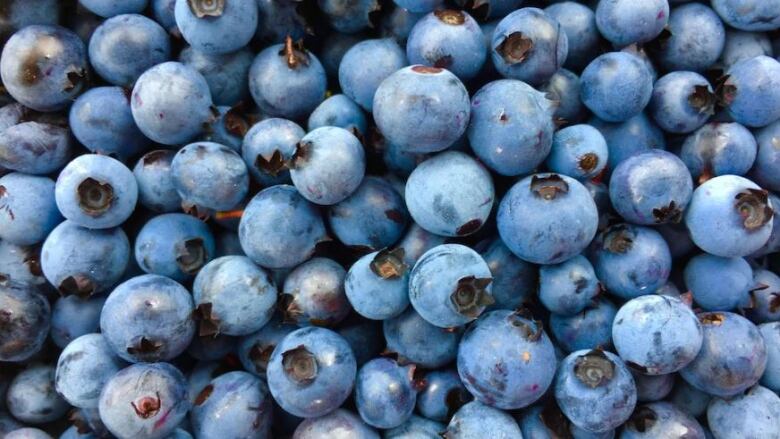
[444,387,471,419]
[408,364,427,391]
[369,247,408,279]
[578,153,599,173]
[224,106,250,137]
[194,302,221,337]
[58,274,96,299]
[63,67,86,93]
[187,0,225,18]
[699,312,725,326]
[281,344,318,385]
[255,150,287,176]
[130,392,162,419]
[507,309,544,342]
[289,141,311,169]
[142,150,170,166]
[715,75,737,107]
[628,405,657,433]
[174,237,207,274]
[194,384,214,406]
[734,188,773,231]
[248,342,275,373]
[456,219,483,236]
[411,65,443,74]
[434,10,466,26]
[450,276,493,318]
[279,36,310,69]
[602,224,635,253]
[280,293,303,324]
[574,349,615,388]
[68,409,91,434]
[127,337,163,356]
[530,174,569,200]
[688,85,716,116]
[652,200,682,224]
[77,177,114,216]
[496,32,533,65]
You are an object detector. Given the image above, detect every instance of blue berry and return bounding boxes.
[479,238,537,311]
[680,122,757,181]
[171,141,249,212]
[174,0,258,54]
[55,333,125,409]
[6,364,69,424]
[711,0,780,32]
[546,124,608,180]
[242,118,304,187]
[307,94,367,136]
[654,3,725,72]
[133,150,183,213]
[345,248,410,320]
[191,371,272,438]
[581,52,654,123]
[80,0,149,17]
[721,56,780,127]
[595,0,669,46]
[0,173,61,246]
[544,2,599,71]
[539,255,600,316]
[179,47,253,107]
[383,307,461,369]
[620,402,705,439]
[50,294,106,349]
[339,38,407,112]
[416,369,471,422]
[293,409,378,438]
[649,71,715,134]
[281,257,350,327]
[683,253,753,311]
[550,297,618,354]
[355,357,418,429]
[444,401,523,438]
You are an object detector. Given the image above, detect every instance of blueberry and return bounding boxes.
[0,173,61,246]
[396,223,447,267]
[680,312,767,397]
[345,248,410,320]
[708,385,780,439]
[0,1,60,43]
[133,150,183,213]
[393,0,442,14]
[546,124,608,181]
[50,294,106,349]
[317,0,379,33]
[318,32,362,78]
[135,213,216,281]
[746,268,780,323]
[174,0,258,54]
[293,409,378,438]
[6,364,69,424]
[668,378,712,418]
[683,253,753,311]
[385,415,446,439]
[653,3,725,72]
[100,274,196,363]
[289,126,365,206]
[759,322,780,392]
[444,401,523,438]
[580,52,654,123]
[0,284,50,362]
[479,238,537,311]
[179,46,253,107]
[201,105,250,152]
[544,2,600,71]
[339,38,407,112]
[750,120,780,192]
[373,65,470,153]
[267,327,356,418]
[41,221,129,297]
[79,0,149,17]
[383,306,461,369]
[59,425,96,439]
[355,357,418,429]
[649,72,715,134]
[98,362,189,439]
[498,173,598,265]
[550,297,618,354]
[5,428,53,439]
[307,94,367,136]
[589,113,666,171]
[242,118,304,187]
[191,371,272,438]
[0,241,47,290]
[185,333,236,362]
[280,257,350,327]
[238,185,327,269]
[685,175,774,257]
[632,370,674,402]
[131,61,214,145]
[416,369,471,423]
[711,0,780,32]
[539,255,600,316]
[468,80,555,176]
[0,25,87,111]
[249,39,326,120]
[458,310,556,409]
[680,122,757,181]
[721,56,780,127]
[151,0,178,34]
[193,256,277,336]
[55,333,125,409]
[541,69,585,125]
[88,14,171,87]
[595,0,669,46]
[0,119,73,175]
[490,8,568,86]
[620,402,705,439]
[720,30,773,69]
[254,0,311,44]
[171,141,249,212]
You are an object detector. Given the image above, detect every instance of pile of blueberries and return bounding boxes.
[2,0,780,437]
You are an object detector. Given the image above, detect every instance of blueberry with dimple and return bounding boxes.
[685,175,774,257]
[490,8,568,86]
[580,52,653,123]
[179,47,253,107]
[546,124,608,181]
[747,269,780,323]
[545,2,600,71]
[339,38,407,112]
[0,173,61,246]
[654,3,725,72]
[595,0,669,47]
[405,151,493,237]
[289,126,365,206]
[193,256,277,337]
[444,401,523,438]
[680,312,767,397]
[612,295,703,375]
[88,14,171,87]
[133,150,182,213]
[293,409,378,439]
[711,0,780,32]
[720,56,780,128]
[355,358,418,429]
[191,371,272,438]
[174,0,258,55]
[383,307,461,369]
[135,213,216,282]
[171,141,249,212]
[680,122,757,181]
[750,120,780,192]
[80,0,149,17]
[406,10,486,81]
[539,255,600,316]
[498,173,598,265]
[249,39,326,120]
[237,316,297,378]
[458,310,556,409]
[98,362,189,439]
[100,274,196,363]
[0,25,87,111]
[345,248,410,320]
[42,221,129,298]
[239,185,327,269]
[416,369,471,423]
[6,364,69,424]
[0,284,50,363]
[649,72,716,134]
[55,333,125,409]
[542,69,585,125]
[468,80,556,176]
[684,253,753,311]
[373,65,470,153]
[589,113,666,171]
[550,297,618,354]
[307,94,367,136]
[708,385,780,439]
[242,118,304,187]
[620,402,705,439]
[267,327,356,418]
[0,120,73,175]
[51,294,106,349]
[131,61,214,146]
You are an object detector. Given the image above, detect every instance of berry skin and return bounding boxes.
[267,327,357,418]
[479,238,537,312]
[280,257,350,327]
[609,150,693,225]
[386,415,446,439]
[88,14,171,87]
[192,256,277,336]
[720,30,773,69]
[595,0,669,47]
[498,173,599,265]
[339,38,407,112]
[589,113,666,171]
[544,2,599,71]
[317,0,379,34]
[0,25,87,111]
[649,72,716,134]
[668,379,712,418]
[0,173,62,246]
[50,294,106,349]
[238,185,327,269]
[546,124,608,181]
[708,385,780,439]
[680,312,767,397]
[4,429,52,439]
[721,56,780,127]
[293,409,379,439]
[409,244,493,328]
[0,284,50,362]
[550,297,618,354]
[751,120,780,192]
[131,61,214,146]
[355,358,419,429]
[383,307,461,369]
[171,141,249,212]
[555,349,637,433]
[654,3,725,72]
[632,370,674,402]
[80,0,149,17]
[0,118,74,175]
[406,10,486,81]
[542,69,586,125]
[345,249,410,320]
[98,363,189,439]
[685,175,774,257]
[179,47,254,107]
[612,295,703,375]
[373,65,470,153]
[416,369,471,422]
[41,220,129,298]
[591,224,672,300]
[405,151,494,237]
[683,253,753,311]
[444,401,523,438]
[711,0,780,32]
[133,150,182,213]
[393,0,442,14]
[237,316,297,378]
[242,118,304,187]
[100,274,196,363]
[580,52,654,123]
[55,333,125,409]
[538,255,600,316]
[307,94,367,136]
[0,240,47,290]
[490,8,568,86]
[620,402,705,439]
[759,322,780,392]
[190,371,272,438]
[289,126,366,206]
[134,213,216,282]
[468,79,556,176]
[6,364,69,424]
[457,310,556,409]
[680,122,757,181]
[174,0,258,55]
